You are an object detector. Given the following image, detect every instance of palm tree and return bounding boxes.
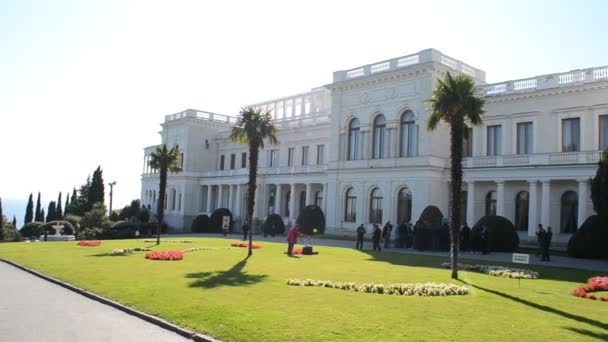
[426,72,485,279]
[230,107,279,256]
[148,144,183,245]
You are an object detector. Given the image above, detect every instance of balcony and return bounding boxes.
[201,164,327,178]
[463,151,603,168]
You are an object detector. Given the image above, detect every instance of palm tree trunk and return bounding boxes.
[157,168,167,246]
[449,116,464,279]
[247,143,259,256]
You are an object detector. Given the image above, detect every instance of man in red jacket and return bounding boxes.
[286,224,307,256]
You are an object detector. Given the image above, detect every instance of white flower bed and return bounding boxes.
[286,279,469,297]
[111,247,151,255]
[440,263,539,279]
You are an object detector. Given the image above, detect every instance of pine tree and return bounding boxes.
[35,192,43,222]
[88,166,105,208]
[64,193,70,216]
[41,208,45,223]
[56,192,63,220]
[68,188,78,215]
[46,201,56,222]
[24,193,34,224]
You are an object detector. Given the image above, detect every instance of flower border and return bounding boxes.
[572,277,608,301]
[286,279,469,297]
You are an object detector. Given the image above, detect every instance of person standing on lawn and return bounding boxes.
[355,224,366,250]
[286,224,306,256]
[382,221,393,248]
[241,220,249,241]
[541,227,553,261]
[372,224,382,251]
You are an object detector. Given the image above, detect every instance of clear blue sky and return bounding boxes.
[1,0,607,225]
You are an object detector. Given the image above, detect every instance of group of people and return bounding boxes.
[355,221,399,251]
[536,224,553,261]
[459,223,491,254]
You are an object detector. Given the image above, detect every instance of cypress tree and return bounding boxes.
[64,193,70,216]
[56,193,63,220]
[35,192,42,222]
[88,166,105,207]
[24,193,34,224]
[41,208,45,223]
[78,177,91,214]
[11,216,16,227]
[46,201,56,222]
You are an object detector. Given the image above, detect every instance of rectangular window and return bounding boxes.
[600,115,608,150]
[463,127,473,157]
[562,118,580,152]
[219,155,225,170]
[230,154,236,169]
[516,122,533,154]
[269,149,278,167]
[301,146,309,165]
[179,153,184,168]
[241,152,247,168]
[178,193,182,211]
[288,147,295,166]
[317,145,325,164]
[487,125,502,156]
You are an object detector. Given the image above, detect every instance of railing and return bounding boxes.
[333,48,486,83]
[464,150,603,168]
[246,87,332,122]
[200,164,327,178]
[165,109,238,124]
[483,65,608,97]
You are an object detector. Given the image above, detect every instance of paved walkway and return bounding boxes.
[176,233,608,272]
[0,262,190,342]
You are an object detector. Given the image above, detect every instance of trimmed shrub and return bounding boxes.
[191,214,210,233]
[263,214,286,236]
[568,215,608,259]
[472,215,519,252]
[209,208,233,233]
[20,222,45,238]
[413,206,444,251]
[296,205,325,235]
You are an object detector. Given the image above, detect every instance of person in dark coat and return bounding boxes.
[397,222,407,248]
[541,227,552,261]
[382,221,393,248]
[372,224,382,251]
[355,224,366,250]
[535,224,545,257]
[460,223,471,252]
[242,221,249,241]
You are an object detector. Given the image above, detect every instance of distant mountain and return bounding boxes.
[2,198,26,228]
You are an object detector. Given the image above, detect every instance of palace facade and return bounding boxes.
[141,48,608,242]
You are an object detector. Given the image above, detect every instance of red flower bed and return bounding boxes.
[77,240,101,247]
[572,276,608,301]
[145,250,183,261]
[231,242,262,249]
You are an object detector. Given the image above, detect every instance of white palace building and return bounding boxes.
[141,49,608,242]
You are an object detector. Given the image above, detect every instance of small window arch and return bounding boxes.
[485,191,496,216]
[515,191,529,231]
[400,111,418,157]
[344,188,356,222]
[348,118,361,160]
[397,188,412,224]
[369,187,383,224]
[372,115,386,159]
[561,191,578,233]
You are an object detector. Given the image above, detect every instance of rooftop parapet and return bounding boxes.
[165,109,238,124]
[332,48,486,83]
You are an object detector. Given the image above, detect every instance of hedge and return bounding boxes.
[472,215,519,252]
[191,214,210,233]
[296,205,325,235]
[568,215,608,259]
[413,206,445,251]
[209,208,233,233]
[263,214,286,236]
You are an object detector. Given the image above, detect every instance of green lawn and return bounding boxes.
[0,238,607,341]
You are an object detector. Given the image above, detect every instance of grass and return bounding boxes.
[0,238,607,341]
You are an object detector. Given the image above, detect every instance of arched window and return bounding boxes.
[314,191,323,208]
[369,187,383,224]
[400,111,418,157]
[268,191,275,215]
[171,189,177,210]
[348,118,360,160]
[397,188,412,224]
[561,191,578,233]
[344,188,356,222]
[515,191,529,231]
[285,191,291,217]
[485,191,496,216]
[373,115,386,159]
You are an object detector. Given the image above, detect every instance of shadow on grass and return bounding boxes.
[562,327,608,340]
[186,256,268,289]
[460,280,608,331]
[87,253,130,257]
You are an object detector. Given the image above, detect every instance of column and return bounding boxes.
[228,184,234,212]
[466,181,475,226]
[528,180,538,237]
[541,180,551,227]
[206,185,212,213]
[289,183,296,223]
[275,184,282,216]
[235,184,242,218]
[496,181,505,216]
[305,183,312,205]
[322,183,328,213]
[577,179,588,228]
[217,184,223,209]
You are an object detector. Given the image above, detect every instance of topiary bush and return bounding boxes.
[209,208,233,233]
[263,214,286,236]
[413,206,444,251]
[472,215,519,252]
[19,222,45,238]
[296,205,325,235]
[191,215,210,233]
[568,215,608,259]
